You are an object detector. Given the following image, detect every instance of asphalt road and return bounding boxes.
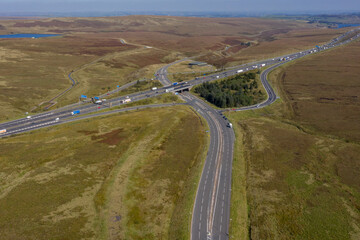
[155,58,190,86]
[0,103,186,137]
[181,93,235,240]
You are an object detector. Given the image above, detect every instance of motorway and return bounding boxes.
[1,26,360,239]
[155,57,190,86]
[182,93,235,240]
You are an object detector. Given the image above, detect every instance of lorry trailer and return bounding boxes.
[71,110,80,115]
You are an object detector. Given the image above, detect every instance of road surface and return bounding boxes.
[182,93,234,240]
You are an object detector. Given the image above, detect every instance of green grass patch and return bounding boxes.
[0,105,207,240]
[116,80,163,96]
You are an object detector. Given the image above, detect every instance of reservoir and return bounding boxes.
[337,24,360,29]
[0,33,60,39]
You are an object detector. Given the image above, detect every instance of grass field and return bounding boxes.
[271,41,360,142]
[226,40,360,239]
[167,60,216,82]
[0,106,208,240]
[198,27,350,67]
[115,80,163,97]
[68,47,172,102]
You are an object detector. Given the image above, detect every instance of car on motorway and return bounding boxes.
[216,76,219,79]
[55,118,59,122]
[227,122,233,128]
[26,116,31,119]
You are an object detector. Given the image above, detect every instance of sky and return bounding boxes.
[1,0,360,14]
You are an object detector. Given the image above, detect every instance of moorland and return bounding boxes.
[227,39,360,240]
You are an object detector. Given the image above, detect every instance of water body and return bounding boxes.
[337,24,360,29]
[0,33,60,39]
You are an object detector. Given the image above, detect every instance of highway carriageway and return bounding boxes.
[0,103,187,138]
[182,92,234,240]
[0,83,192,133]
[0,88,173,136]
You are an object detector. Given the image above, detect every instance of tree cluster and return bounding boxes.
[194,72,264,108]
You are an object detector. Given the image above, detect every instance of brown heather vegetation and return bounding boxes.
[278,41,360,142]
[0,16,349,120]
[227,39,360,240]
[0,106,207,240]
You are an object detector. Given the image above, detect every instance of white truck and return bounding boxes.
[237,69,244,73]
[152,87,158,91]
[227,123,233,128]
[165,87,174,93]
[261,63,266,67]
[121,98,131,104]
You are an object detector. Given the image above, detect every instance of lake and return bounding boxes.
[337,24,360,29]
[0,33,61,39]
